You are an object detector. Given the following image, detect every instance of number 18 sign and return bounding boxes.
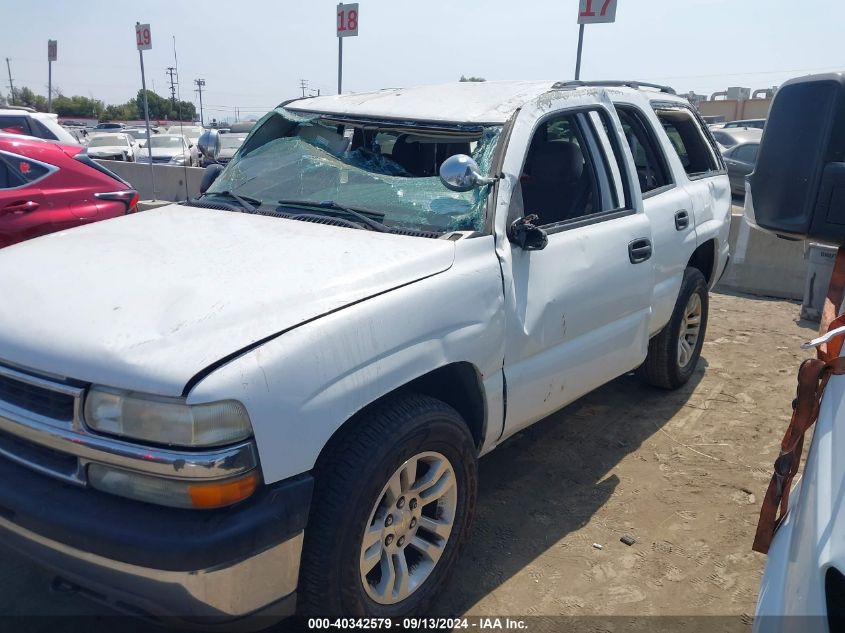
[578,0,618,24]
[337,3,359,37]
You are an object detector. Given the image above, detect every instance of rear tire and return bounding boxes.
[638,267,709,390]
[298,392,478,618]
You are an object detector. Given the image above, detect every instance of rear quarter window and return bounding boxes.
[0,116,30,136]
[0,153,50,187]
[653,105,723,179]
[0,159,24,189]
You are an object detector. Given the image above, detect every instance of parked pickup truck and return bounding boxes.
[0,80,730,626]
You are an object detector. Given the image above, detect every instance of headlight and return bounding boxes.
[170,155,187,164]
[84,388,253,447]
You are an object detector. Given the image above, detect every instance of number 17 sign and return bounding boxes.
[578,0,618,24]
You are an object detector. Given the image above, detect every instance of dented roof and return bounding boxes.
[286,80,559,125]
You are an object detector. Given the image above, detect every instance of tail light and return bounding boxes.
[95,190,140,214]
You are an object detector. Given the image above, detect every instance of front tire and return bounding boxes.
[298,393,478,618]
[638,267,709,389]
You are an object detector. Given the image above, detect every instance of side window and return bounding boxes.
[0,157,25,189]
[615,105,673,195]
[0,153,51,185]
[653,106,721,178]
[734,144,759,164]
[0,116,30,136]
[520,110,626,227]
[712,131,733,147]
[29,118,59,141]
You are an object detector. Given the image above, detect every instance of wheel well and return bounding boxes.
[403,362,486,449]
[688,240,715,285]
[317,363,487,467]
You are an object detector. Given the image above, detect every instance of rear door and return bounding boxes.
[611,100,698,335]
[651,102,731,261]
[495,90,654,440]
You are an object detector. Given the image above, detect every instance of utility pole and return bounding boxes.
[166,66,178,107]
[5,58,15,105]
[299,78,308,98]
[193,78,205,125]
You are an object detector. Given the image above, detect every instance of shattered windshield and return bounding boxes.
[205,108,502,233]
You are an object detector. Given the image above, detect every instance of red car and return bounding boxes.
[0,133,138,248]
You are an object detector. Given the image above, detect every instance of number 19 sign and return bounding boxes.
[337,3,359,37]
[578,0,618,24]
[135,23,152,50]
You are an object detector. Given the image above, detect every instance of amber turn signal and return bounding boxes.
[188,471,261,509]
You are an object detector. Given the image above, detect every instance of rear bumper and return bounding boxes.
[0,454,313,627]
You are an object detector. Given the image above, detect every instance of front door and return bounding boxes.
[494,91,654,440]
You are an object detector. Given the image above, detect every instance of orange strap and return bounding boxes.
[752,246,845,554]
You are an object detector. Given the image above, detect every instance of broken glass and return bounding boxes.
[207,108,502,233]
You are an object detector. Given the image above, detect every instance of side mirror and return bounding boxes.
[200,164,224,195]
[507,215,548,251]
[750,73,845,243]
[197,129,220,161]
[439,154,497,192]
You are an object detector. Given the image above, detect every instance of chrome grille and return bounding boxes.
[0,373,75,421]
[0,428,80,483]
[0,363,86,484]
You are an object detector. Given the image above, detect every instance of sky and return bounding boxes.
[2,0,844,121]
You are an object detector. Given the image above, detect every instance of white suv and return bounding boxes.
[0,106,79,144]
[0,80,730,626]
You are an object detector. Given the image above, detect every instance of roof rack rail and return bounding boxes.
[552,80,676,95]
[2,104,38,113]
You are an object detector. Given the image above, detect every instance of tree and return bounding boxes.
[52,94,103,118]
[133,90,196,121]
[15,86,48,112]
[2,85,197,121]
[459,76,486,82]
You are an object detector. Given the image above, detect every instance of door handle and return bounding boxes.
[675,209,689,231]
[2,200,39,216]
[628,238,652,264]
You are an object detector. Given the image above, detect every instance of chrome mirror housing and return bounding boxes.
[439,154,496,192]
[197,129,220,160]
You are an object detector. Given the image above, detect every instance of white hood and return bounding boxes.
[0,206,455,395]
[87,145,129,156]
[141,146,185,159]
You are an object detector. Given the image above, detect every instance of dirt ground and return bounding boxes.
[435,290,817,627]
[0,290,818,631]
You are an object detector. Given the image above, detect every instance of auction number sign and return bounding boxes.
[337,3,359,37]
[578,0,618,24]
[135,23,152,50]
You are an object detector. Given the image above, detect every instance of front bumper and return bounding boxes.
[0,454,313,627]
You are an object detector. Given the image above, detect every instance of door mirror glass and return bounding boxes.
[439,154,496,192]
[197,130,220,160]
[507,215,548,251]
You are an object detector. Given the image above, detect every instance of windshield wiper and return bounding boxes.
[276,199,390,233]
[204,190,261,212]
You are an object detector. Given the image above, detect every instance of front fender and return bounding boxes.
[188,236,506,484]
